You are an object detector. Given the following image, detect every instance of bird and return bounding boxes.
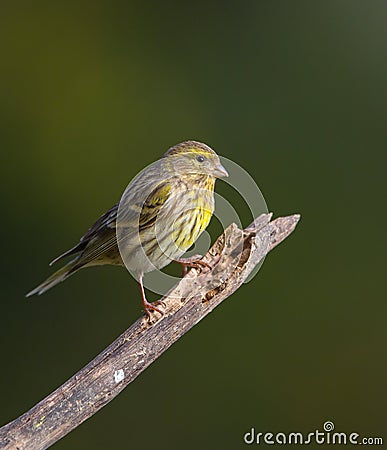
[26,140,229,320]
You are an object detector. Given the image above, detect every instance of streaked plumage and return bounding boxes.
[27,140,228,319]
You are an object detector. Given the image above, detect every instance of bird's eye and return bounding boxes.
[196,155,205,163]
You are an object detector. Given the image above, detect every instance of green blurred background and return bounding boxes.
[1,1,386,449]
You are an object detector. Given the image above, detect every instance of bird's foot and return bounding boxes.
[143,299,166,322]
[175,255,212,277]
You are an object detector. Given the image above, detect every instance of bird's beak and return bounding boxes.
[213,163,229,178]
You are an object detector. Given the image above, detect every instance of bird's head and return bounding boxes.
[163,140,228,179]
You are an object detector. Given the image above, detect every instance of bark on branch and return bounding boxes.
[0,213,300,450]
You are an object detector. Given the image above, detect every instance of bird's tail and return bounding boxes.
[26,259,81,297]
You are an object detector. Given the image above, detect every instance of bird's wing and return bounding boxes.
[138,181,172,231]
[80,204,118,242]
[49,205,118,266]
[50,180,173,268]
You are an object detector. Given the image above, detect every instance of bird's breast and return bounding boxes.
[137,176,215,271]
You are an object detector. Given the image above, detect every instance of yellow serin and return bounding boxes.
[27,141,228,319]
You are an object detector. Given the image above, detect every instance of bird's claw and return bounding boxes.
[143,299,165,322]
[175,255,212,276]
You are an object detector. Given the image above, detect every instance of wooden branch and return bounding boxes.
[0,213,300,450]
